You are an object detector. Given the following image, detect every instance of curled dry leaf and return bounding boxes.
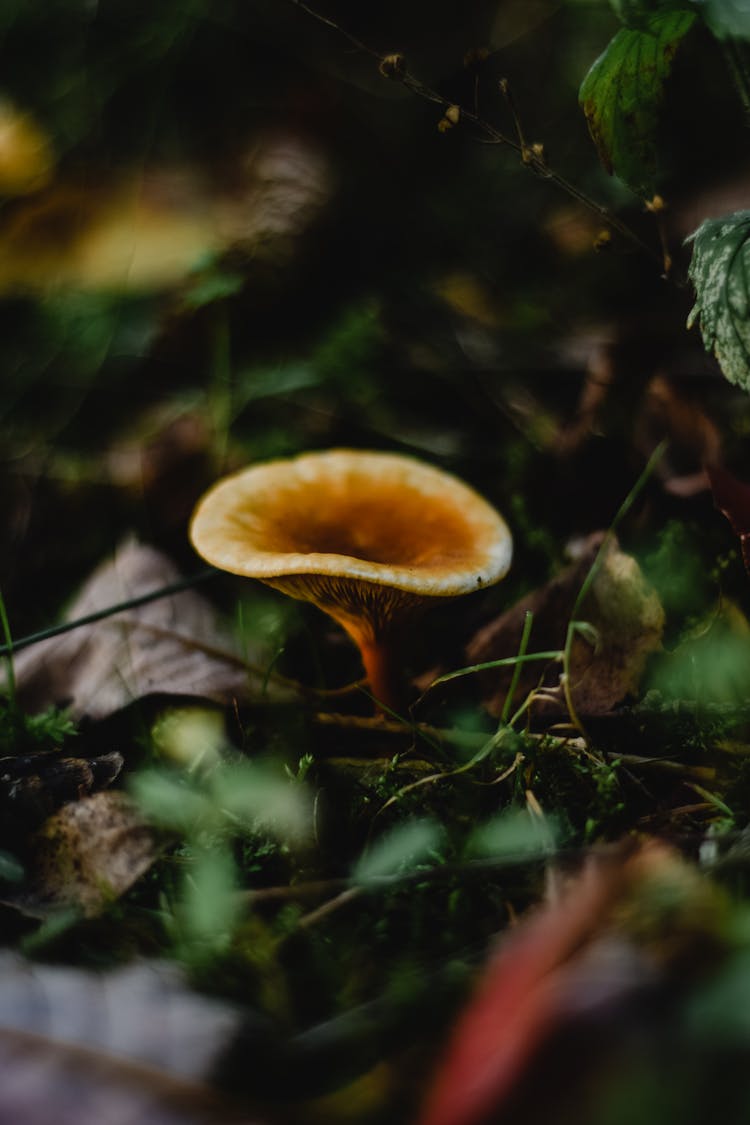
[12,539,252,721]
[467,533,665,719]
[0,749,123,829]
[12,791,159,918]
[636,375,721,497]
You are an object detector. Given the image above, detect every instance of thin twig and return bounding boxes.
[240,855,552,916]
[285,0,662,266]
[604,751,715,782]
[313,710,488,751]
[499,77,528,155]
[243,878,349,903]
[298,886,364,928]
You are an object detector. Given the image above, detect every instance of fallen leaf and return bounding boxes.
[417,842,727,1125]
[0,953,251,1081]
[417,849,633,1125]
[466,533,665,719]
[0,1029,264,1125]
[708,462,750,574]
[0,749,123,829]
[219,132,332,263]
[12,540,252,720]
[14,791,159,918]
[636,374,721,497]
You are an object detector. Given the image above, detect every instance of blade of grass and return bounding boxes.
[0,587,16,707]
[0,569,216,659]
[501,609,534,725]
[427,650,564,691]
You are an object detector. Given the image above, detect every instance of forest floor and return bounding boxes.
[3,2,750,1123]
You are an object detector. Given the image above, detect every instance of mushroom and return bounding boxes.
[189,449,512,711]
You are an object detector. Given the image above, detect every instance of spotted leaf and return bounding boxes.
[688,210,750,391]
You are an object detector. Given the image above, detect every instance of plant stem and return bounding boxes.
[501,609,534,725]
[313,710,488,750]
[285,0,662,268]
[0,587,16,707]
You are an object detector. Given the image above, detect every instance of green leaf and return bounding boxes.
[210,762,311,844]
[352,819,444,886]
[0,850,24,883]
[694,0,750,39]
[180,266,245,311]
[687,950,750,1042]
[130,769,217,834]
[579,11,697,195]
[177,846,240,952]
[465,809,558,861]
[687,210,750,390]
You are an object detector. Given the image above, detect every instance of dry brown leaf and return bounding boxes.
[467,533,665,719]
[0,954,251,1082]
[15,791,159,918]
[218,133,331,263]
[0,1029,264,1125]
[636,374,721,497]
[0,750,123,829]
[13,539,252,720]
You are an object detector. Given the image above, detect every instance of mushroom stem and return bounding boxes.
[357,637,406,714]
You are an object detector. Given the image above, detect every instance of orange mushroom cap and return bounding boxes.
[189,449,512,707]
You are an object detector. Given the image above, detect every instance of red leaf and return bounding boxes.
[707,463,750,575]
[416,855,631,1125]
